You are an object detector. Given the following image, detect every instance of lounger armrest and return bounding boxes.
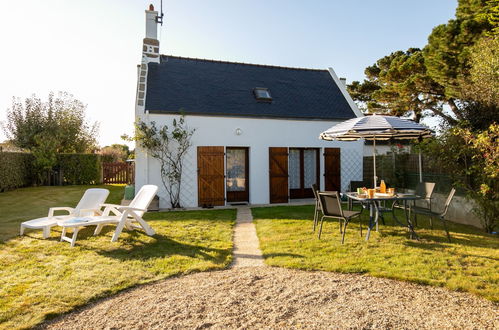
[77,208,103,216]
[100,203,122,208]
[48,207,74,217]
[99,204,123,217]
[117,206,147,212]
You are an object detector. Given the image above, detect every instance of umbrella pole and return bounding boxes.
[373,138,377,188]
[419,150,423,182]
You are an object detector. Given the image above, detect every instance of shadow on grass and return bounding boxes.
[404,231,499,250]
[74,228,231,264]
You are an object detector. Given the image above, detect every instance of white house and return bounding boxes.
[134,5,364,208]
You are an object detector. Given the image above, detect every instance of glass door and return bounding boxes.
[289,148,319,199]
[226,147,249,203]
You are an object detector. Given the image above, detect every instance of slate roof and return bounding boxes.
[145,55,357,120]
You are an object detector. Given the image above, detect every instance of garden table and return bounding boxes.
[345,192,422,241]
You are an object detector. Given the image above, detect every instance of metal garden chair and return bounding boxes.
[410,188,456,242]
[392,182,436,226]
[311,183,321,232]
[317,191,362,244]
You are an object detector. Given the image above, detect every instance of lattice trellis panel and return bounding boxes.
[151,149,197,209]
[341,149,363,192]
[179,150,197,207]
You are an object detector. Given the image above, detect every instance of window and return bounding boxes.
[254,87,272,102]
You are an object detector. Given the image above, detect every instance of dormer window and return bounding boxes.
[254,87,272,102]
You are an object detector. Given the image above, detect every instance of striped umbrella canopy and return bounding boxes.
[320,114,434,188]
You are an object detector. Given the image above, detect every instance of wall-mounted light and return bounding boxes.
[235,128,243,136]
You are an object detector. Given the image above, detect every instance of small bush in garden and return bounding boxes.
[57,153,102,185]
[0,152,34,191]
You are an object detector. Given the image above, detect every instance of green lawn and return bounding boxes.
[0,186,235,329]
[0,185,125,241]
[253,205,499,302]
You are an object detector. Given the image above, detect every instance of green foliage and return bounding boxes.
[31,134,58,184]
[424,0,493,98]
[2,92,98,153]
[349,0,497,127]
[57,153,102,185]
[457,36,499,130]
[124,115,195,208]
[99,144,131,163]
[0,153,34,191]
[348,49,452,123]
[422,124,498,232]
[0,152,102,188]
[468,37,499,101]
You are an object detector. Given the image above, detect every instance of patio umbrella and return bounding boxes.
[319,114,433,188]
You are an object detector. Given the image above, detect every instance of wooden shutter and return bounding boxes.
[269,147,289,203]
[324,148,341,191]
[198,146,225,207]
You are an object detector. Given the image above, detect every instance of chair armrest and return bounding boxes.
[48,207,74,217]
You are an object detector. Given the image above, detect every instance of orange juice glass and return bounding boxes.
[388,188,395,195]
[368,189,375,198]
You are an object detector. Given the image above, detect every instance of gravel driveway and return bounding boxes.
[42,266,498,329]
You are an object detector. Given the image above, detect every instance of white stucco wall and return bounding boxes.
[135,113,364,208]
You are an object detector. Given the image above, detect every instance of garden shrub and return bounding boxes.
[0,152,35,191]
[57,153,102,185]
[0,152,101,189]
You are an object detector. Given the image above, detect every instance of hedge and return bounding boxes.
[0,153,35,191]
[0,152,101,191]
[57,153,102,185]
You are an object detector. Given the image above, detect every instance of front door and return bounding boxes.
[197,146,225,207]
[226,147,249,203]
[269,147,289,203]
[289,148,320,199]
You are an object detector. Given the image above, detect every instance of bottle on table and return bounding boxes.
[380,180,386,193]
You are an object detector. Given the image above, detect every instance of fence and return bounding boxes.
[362,154,454,193]
[102,162,135,184]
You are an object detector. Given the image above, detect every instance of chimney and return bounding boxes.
[339,77,347,87]
[136,4,161,108]
[142,4,160,63]
[145,4,158,39]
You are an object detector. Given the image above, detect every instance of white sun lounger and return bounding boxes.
[20,188,110,239]
[58,185,158,247]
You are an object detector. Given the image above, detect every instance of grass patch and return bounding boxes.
[0,185,125,241]
[253,205,499,302]
[0,186,235,329]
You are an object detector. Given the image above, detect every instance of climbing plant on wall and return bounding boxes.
[124,115,195,209]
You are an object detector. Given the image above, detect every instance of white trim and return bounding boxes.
[327,67,364,118]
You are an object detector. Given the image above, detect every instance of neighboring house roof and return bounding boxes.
[145,55,357,120]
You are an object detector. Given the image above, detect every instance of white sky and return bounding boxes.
[0,0,455,147]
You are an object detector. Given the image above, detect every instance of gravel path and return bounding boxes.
[41,207,498,329]
[43,267,498,329]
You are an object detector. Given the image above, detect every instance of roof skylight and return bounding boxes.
[254,87,272,102]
